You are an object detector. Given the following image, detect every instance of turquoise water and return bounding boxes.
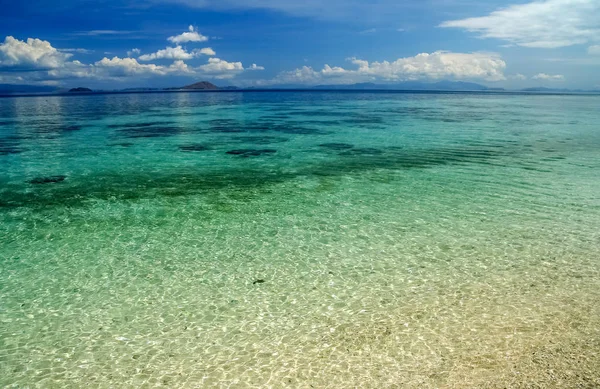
[1,92,599,388]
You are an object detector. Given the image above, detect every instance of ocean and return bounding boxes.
[1,91,599,387]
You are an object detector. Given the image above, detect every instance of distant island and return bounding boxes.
[1,81,599,96]
[69,87,93,92]
[164,81,219,91]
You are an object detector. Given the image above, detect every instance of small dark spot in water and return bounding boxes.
[234,136,288,144]
[0,147,23,155]
[340,148,383,156]
[226,149,277,157]
[28,175,67,184]
[253,279,265,285]
[209,119,239,126]
[117,126,182,138]
[63,125,82,132]
[260,114,290,120]
[108,122,161,129]
[210,126,247,133]
[319,143,354,150]
[179,144,212,152]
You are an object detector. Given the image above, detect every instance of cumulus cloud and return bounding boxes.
[198,47,216,56]
[197,57,244,79]
[588,45,600,55]
[273,51,506,85]
[138,45,214,61]
[95,56,167,76]
[284,51,506,84]
[440,0,600,49]
[0,36,72,70]
[127,48,141,57]
[532,73,565,80]
[168,26,208,44]
[0,35,254,85]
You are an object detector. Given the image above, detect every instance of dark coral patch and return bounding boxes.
[179,144,212,152]
[108,122,160,129]
[28,175,67,184]
[63,125,82,132]
[319,143,354,150]
[209,126,247,133]
[117,126,182,138]
[226,149,277,157]
[0,136,24,155]
[340,148,384,156]
[234,136,289,144]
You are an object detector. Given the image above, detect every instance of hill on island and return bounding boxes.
[181,81,219,90]
[69,87,93,92]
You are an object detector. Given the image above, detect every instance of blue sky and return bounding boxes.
[1,0,599,89]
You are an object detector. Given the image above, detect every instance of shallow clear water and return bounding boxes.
[1,91,599,388]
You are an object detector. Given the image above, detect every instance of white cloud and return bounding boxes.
[73,30,134,36]
[94,56,174,76]
[59,48,94,54]
[0,36,72,70]
[138,45,213,61]
[168,25,209,44]
[588,45,600,55]
[509,73,527,80]
[0,35,254,85]
[197,57,244,79]
[198,47,216,56]
[127,48,141,57]
[168,60,195,74]
[273,51,507,85]
[440,0,600,49]
[359,28,377,35]
[532,73,565,80]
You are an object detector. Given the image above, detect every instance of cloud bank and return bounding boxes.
[0,36,72,71]
[0,35,260,83]
[168,26,209,44]
[274,51,507,85]
[138,46,215,61]
[440,0,600,49]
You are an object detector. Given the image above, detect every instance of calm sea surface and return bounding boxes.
[1,91,599,388]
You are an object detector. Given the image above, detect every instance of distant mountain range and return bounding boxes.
[312,81,504,91]
[0,84,63,94]
[1,81,599,95]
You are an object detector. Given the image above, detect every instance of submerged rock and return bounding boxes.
[319,143,354,150]
[226,149,277,157]
[28,175,67,184]
[179,144,212,152]
[234,136,288,144]
[339,147,384,156]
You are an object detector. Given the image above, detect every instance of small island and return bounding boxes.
[69,87,93,92]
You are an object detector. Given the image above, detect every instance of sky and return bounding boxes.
[0,0,599,89]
